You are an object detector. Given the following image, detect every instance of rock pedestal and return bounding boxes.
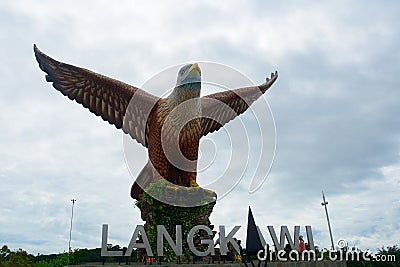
[135,182,217,261]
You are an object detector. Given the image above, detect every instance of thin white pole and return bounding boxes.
[321,191,335,250]
[67,199,76,266]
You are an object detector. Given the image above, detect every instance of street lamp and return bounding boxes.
[321,191,335,250]
[67,199,76,266]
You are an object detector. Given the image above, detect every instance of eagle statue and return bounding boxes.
[33,45,278,204]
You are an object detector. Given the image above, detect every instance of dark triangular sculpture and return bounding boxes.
[239,206,270,267]
[246,206,264,255]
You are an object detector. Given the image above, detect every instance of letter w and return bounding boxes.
[267,226,299,251]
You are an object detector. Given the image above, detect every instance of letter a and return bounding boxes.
[125,225,153,257]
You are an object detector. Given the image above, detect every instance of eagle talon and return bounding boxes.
[190,179,199,187]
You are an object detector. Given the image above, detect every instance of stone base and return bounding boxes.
[137,197,216,232]
[135,183,217,230]
[134,182,217,262]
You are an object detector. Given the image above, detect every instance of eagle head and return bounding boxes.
[176,63,201,87]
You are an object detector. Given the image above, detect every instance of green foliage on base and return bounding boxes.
[136,180,210,262]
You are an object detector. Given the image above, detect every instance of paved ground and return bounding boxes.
[66,261,346,267]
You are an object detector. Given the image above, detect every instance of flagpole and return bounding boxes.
[67,199,76,266]
[321,191,335,250]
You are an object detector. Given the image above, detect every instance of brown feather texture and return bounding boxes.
[34,45,278,202]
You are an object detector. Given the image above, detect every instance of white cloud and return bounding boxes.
[0,0,399,255]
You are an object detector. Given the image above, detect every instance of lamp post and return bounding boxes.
[321,191,335,250]
[67,199,76,266]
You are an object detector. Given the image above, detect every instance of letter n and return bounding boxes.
[157,225,182,256]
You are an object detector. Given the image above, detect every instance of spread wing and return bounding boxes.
[200,71,278,136]
[34,44,159,147]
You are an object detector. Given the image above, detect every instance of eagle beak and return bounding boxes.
[178,63,201,86]
[189,63,200,77]
[183,63,201,80]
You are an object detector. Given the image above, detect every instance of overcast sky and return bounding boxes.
[0,0,399,255]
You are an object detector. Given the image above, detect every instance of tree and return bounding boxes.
[376,245,399,266]
[0,247,34,267]
[0,246,11,262]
